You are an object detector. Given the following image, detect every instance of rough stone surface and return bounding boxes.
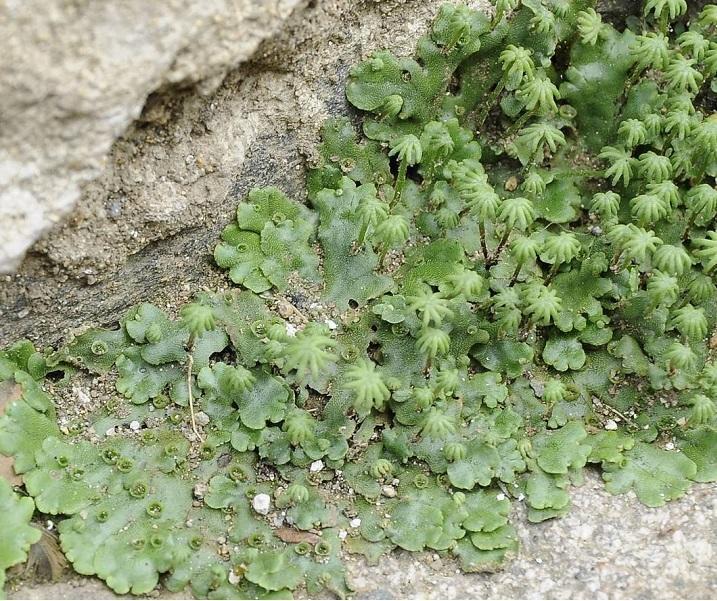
[0,0,452,346]
[344,474,717,599]
[8,474,717,599]
[0,0,302,273]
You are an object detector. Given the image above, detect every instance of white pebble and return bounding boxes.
[129,420,141,431]
[105,427,116,437]
[338,529,348,540]
[310,460,324,473]
[286,323,298,337]
[665,441,675,450]
[252,493,271,515]
[325,319,338,330]
[350,518,361,528]
[228,570,242,585]
[381,484,397,498]
[604,419,618,431]
[496,493,506,501]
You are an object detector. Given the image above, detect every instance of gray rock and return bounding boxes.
[0,0,302,273]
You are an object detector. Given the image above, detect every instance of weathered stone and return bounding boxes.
[0,0,302,273]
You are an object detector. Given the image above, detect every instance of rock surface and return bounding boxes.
[0,0,450,345]
[0,0,302,273]
[9,474,717,599]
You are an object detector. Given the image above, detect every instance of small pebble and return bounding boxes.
[350,518,361,528]
[496,493,506,501]
[286,323,298,337]
[129,420,141,431]
[310,460,324,472]
[338,530,348,540]
[665,441,675,450]
[195,411,210,427]
[252,493,271,515]
[325,318,338,330]
[381,485,397,498]
[605,419,618,431]
[228,570,242,585]
[193,483,208,500]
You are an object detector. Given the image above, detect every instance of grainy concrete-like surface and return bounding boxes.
[9,473,717,599]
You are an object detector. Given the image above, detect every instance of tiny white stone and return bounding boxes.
[46,520,54,530]
[228,570,242,585]
[325,319,338,330]
[252,493,271,515]
[381,484,397,498]
[309,460,324,472]
[604,419,618,431]
[338,530,348,540]
[129,420,141,431]
[286,323,298,337]
[105,427,116,437]
[350,518,361,528]
[496,493,506,501]
[665,441,675,450]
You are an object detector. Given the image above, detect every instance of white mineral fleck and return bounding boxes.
[338,529,348,540]
[286,323,299,337]
[310,459,324,472]
[381,484,397,498]
[129,420,141,431]
[325,318,338,330]
[228,570,242,585]
[252,493,271,515]
[350,518,361,528]
[605,419,618,431]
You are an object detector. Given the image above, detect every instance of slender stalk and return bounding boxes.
[185,341,203,442]
[610,249,624,271]
[682,212,697,241]
[544,262,560,284]
[491,7,505,27]
[510,261,524,286]
[357,220,370,246]
[658,11,668,35]
[618,66,644,107]
[478,221,489,263]
[476,78,506,128]
[506,109,535,137]
[488,229,511,267]
[392,160,408,207]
